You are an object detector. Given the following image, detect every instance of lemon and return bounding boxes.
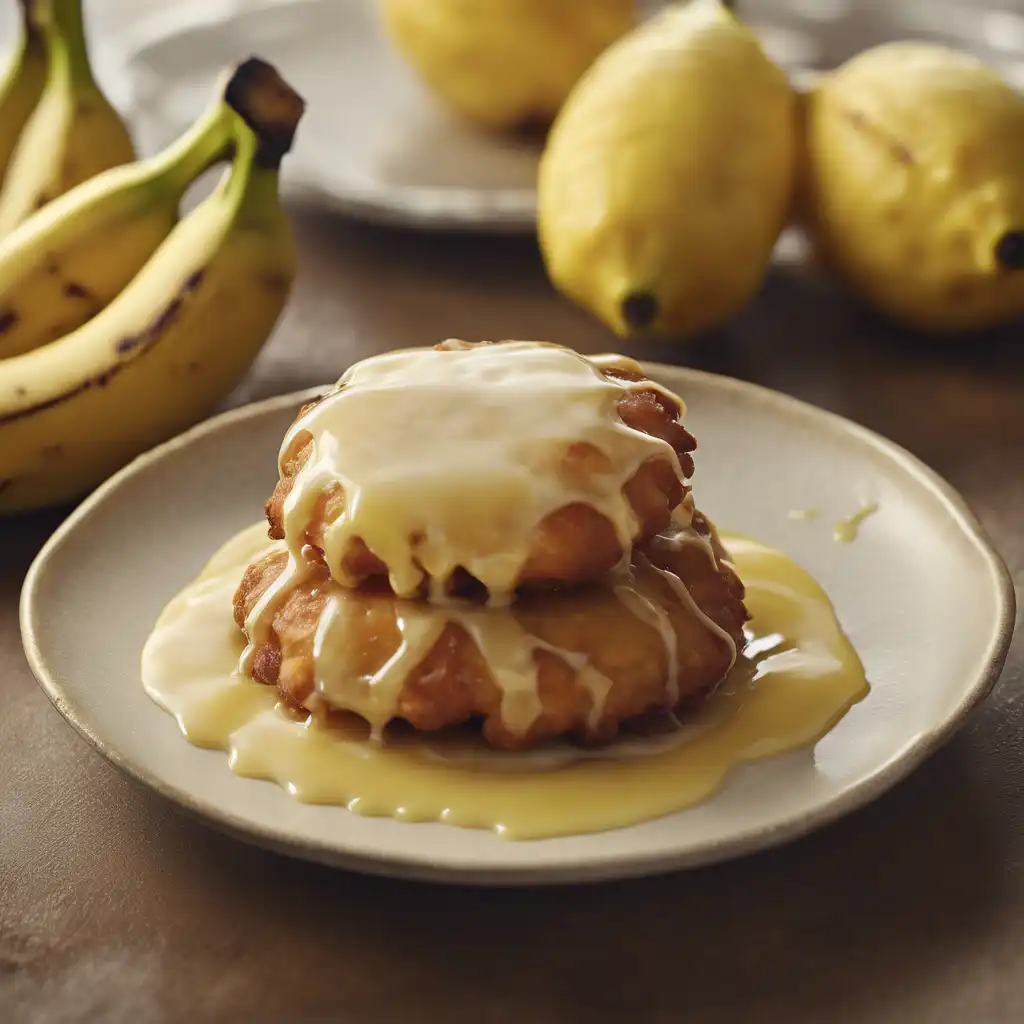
[538,0,797,340]
[803,42,1024,333]
[379,0,636,132]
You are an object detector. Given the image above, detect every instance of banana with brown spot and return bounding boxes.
[0,61,244,360]
[0,59,305,513]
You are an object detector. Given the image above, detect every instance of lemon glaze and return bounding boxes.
[142,523,869,840]
[242,342,714,743]
[833,502,879,544]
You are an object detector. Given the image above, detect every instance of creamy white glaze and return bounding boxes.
[242,341,690,700]
[255,339,683,598]
[238,341,730,742]
[142,523,871,840]
[311,587,560,739]
[646,525,740,670]
[245,521,735,741]
[305,570,623,739]
[613,581,680,704]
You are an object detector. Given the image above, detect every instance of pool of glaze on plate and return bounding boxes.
[141,524,869,840]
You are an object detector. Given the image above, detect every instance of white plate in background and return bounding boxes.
[109,0,1024,237]
[112,0,822,234]
[120,0,543,231]
[5,0,1023,234]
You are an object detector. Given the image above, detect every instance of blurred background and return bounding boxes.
[6,0,1024,235]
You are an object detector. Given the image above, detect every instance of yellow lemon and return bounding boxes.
[380,0,636,131]
[804,42,1024,333]
[538,0,797,340]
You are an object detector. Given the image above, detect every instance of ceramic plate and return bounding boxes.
[21,366,1015,885]
[114,0,827,235]
[113,0,1024,238]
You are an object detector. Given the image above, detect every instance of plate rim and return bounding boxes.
[19,366,1017,885]
[120,0,540,235]
[116,0,820,239]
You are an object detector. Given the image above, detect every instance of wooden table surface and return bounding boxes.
[1,212,1022,1022]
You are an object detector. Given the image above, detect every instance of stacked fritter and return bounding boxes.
[233,340,748,750]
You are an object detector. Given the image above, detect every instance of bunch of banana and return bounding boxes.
[0,58,306,514]
[0,0,135,237]
[0,1,47,187]
[0,66,237,360]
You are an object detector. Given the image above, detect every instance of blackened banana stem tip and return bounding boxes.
[31,0,95,89]
[994,230,1024,270]
[225,57,306,170]
[158,101,236,191]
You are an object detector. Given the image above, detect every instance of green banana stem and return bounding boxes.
[222,123,279,218]
[0,6,49,185]
[2,5,46,91]
[37,0,97,91]
[147,59,307,195]
[205,59,306,231]
[154,101,236,194]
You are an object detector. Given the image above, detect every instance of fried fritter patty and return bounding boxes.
[233,514,748,750]
[264,342,696,595]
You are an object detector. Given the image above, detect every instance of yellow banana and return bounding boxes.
[0,66,239,360]
[0,0,135,237]
[0,58,305,513]
[0,2,48,187]
[538,0,797,340]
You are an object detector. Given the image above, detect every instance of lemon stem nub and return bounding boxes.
[621,292,660,332]
[994,230,1024,270]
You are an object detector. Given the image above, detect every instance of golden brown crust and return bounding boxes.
[264,346,696,593]
[233,518,748,750]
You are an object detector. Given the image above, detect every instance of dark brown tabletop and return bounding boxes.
[1,211,1022,1023]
